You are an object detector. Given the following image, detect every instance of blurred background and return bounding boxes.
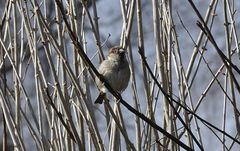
[0,0,240,150]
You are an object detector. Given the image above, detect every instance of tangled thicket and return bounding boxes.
[0,0,240,150]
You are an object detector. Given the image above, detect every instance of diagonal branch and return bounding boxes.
[187,0,240,94]
[138,46,240,146]
[54,0,194,150]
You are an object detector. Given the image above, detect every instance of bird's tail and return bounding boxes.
[94,92,106,104]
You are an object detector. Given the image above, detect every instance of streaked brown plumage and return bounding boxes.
[95,46,130,104]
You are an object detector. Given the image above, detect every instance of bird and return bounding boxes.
[95,46,130,104]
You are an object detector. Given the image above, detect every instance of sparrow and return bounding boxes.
[95,46,130,104]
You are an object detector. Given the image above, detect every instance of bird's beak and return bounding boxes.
[119,48,126,54]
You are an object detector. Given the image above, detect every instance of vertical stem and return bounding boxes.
[152,0,164,150]
[136,0,144,150]
[225,0,240,135]
[13,0,20,137]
